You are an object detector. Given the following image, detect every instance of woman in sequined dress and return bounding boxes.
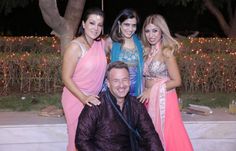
[104,8,143,96]
[138,14,193,151]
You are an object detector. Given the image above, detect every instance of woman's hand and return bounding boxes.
[82,95,101,107]
[138,88,151,103]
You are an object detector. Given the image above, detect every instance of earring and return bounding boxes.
[118,21,121,34]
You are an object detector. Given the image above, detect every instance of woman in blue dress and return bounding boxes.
[105,8,143,96]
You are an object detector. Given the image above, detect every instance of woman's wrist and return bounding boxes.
[79,93,88,104]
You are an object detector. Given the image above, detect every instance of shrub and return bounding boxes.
[0,36,236,94]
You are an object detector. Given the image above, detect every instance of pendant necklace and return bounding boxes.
[149,47,159,57]
[149,43,161,57]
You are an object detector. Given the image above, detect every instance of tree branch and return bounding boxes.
[175,31,199,39]
[39,0,67,36]
[39,0,87,54]
[203,0,230,36]
[64,0,86,36]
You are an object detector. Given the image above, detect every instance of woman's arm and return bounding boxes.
[163,49,181,90]
[104,36,112,54]
[62,42,100,106]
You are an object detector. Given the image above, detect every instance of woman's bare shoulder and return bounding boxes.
[104,36,112,53]
[64,38,83,58]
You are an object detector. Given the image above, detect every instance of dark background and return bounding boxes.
[0,0,224,37]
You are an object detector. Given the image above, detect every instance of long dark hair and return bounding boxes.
[77,7,104,38]
[110,8,140,43]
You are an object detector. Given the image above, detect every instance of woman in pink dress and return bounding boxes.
[139,14,193,151]
[61,8,107,151]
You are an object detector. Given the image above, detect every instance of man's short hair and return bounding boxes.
[106,61,129,79]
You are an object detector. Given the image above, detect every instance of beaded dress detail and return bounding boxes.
[143,49,168,80]
[143,47,193,151]
[118,47,139,96]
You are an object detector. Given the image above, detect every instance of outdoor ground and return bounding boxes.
[182,107,236,121]
[0,107,235,151]
[0,107,235,125]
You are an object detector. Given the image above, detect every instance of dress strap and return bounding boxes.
[71,40,87,57]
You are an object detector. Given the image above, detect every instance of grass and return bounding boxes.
[0,93,62,111]
[180,92,236,108]
[0,92,235,111]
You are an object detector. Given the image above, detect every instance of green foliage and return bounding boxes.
[180,92,236,108]
[178,38,236,54]
[0,36,236,94]
[0,36,60,52]
[0,51,62,94]
[0,92,234,111]
[0,36,235,110]
[0,93,62,111]
[176,38,236,93]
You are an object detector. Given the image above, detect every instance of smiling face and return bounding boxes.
[119,18,137,39]
[82,14,104,41]
[144,23,162,46]
[107,68,130,102]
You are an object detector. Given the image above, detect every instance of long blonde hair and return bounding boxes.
[141,14,179,58]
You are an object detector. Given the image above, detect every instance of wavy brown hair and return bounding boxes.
[141,14,179,58]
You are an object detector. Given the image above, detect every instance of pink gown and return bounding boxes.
[143,54,193,151]
[61,40,107,151]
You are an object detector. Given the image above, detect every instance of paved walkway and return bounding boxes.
[0,111,66,125]
[182,107,236,121]
[1,108,235,126]
[0,108,236,151]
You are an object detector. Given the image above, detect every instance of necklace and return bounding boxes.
[149,48,159,57]
[149,43,161,57]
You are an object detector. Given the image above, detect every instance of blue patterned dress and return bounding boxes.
[118,47,139,96]
[110,34,143,96]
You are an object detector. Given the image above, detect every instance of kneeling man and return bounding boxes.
[75,61,164,151]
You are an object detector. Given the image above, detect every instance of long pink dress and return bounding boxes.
[143,54,193,151]
[61,40,107,151]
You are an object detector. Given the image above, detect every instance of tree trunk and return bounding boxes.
[204,0,236,38]
[39,0,86,54]
[228,9,236,38]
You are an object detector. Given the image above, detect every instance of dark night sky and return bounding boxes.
[0,0,224,37]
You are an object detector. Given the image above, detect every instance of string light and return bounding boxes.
[177,37,236,92]
[0,37,235,93]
